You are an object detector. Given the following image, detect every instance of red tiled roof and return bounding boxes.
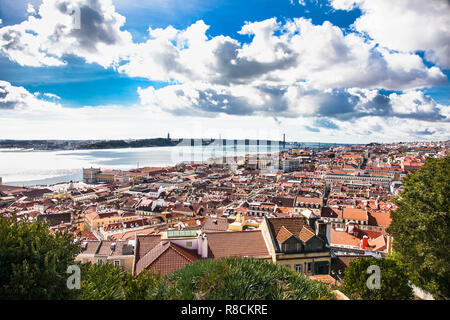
[368,210,392,228]
[267,217,308,239]
[202,217,229,232]
[206,231,270,258]
[298,225,315,242]
[135,241,199,276]
[342,207,367,221]
[135,234,162,261]
[276,226,293,243]
[330,228,361,247]
[295,196,322,205]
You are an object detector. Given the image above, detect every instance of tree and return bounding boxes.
[0,217,80,299]
[77,262,127,300]
[387,156,450,299]
[342,256,413,300]
[157,257,335,300]
[123,269,162,300]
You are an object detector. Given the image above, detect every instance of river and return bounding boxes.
[0,142,300,186]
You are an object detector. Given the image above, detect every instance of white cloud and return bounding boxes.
[1,80,448,142]
[26,3,36,15]
[0,0,133,67]
[0,80,61,111]
[0,2,448,142]
[119,18,446,92]
[330,0,450,68]
[137,78,449,123]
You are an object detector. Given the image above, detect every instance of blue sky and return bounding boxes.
[0,0,364,108]
[0,0,449,142]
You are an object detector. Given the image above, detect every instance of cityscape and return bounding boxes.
[0,0,449,309]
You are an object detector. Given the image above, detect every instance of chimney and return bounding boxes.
[386,234,392,253]
[361,235,369,250]
[197,233,208,258]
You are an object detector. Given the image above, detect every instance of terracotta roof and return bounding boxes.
[321,207,340,219]
[202,217,229,232]
[110,227,156,241]
[271,196,295,207]
[295,196,322,205]
[206,231,270,258]
[96,241,114,255]
[330,228,361,247]
[135,234,162,261]
[135,241,199,276]
[342,207,367,221]
[76,231,99,241]
[368,211,392,228]
[79,241,101,255]
[267,217,308,239]
[298,225,315,242]
[276,226,293,243]
[368,235,387,251]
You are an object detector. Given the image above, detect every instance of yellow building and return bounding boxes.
[84,209,140,231]
[227,214,260,231]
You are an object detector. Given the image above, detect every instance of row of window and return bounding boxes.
[286,262,327,274]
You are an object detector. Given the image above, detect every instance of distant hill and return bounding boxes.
[0,138,290,151]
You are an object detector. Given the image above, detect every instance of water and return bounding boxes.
[0,143,291,187]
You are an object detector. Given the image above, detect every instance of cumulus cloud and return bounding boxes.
[330,0,450,68]
[138,78,449,123]
[0,80,448,142]
[119,18,446,90]
[0,2,448,142]
[0,81,60,111]
[0,0,133,67]
[121,16,448,124]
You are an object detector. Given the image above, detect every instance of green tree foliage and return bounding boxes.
[342,256,413,300]
[75,258,334,300]
[123,269,162,300]
[157,257,335,300]
[0,217,80,299]
[77,263,127,300]
[387,156,449,299]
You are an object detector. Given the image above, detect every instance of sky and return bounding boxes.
[0,0,449,143]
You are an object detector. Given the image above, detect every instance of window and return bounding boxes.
[295,264,302,273]
[97,259,103,264]
[296,243,302,252]
[307,262,313,273]
[314,261,330,275]
[114,260,120,267]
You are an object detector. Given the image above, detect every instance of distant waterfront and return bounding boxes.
[0,142,337,187]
